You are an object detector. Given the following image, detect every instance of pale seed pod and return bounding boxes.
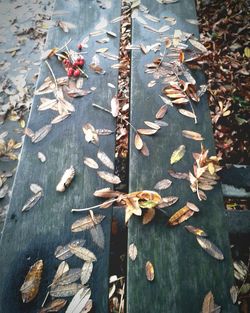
[56,166,75,192]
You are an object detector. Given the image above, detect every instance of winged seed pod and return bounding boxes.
[56,166,75,192]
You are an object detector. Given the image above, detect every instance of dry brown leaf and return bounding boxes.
[170,145,186,165]
[71,214,105,232]
[56,166,75,192]
[144,121,161,130]
[145,261,154,281]
[82,123,99,145]
[197,237,224,261]
[83,157,99,169]
[128,243,137,261]
[81,262,93,285]
[189,39,207,53]
[69,245,97,262]
[134,132,144,150]
[56,268,81,286]
[54,239,85,261]
[186,201,199,212]
[141,142,150,156]
[50,283,83,298]
[157,196,179,208]
[51,114,70,124]
[168,206,194,226]
[185,225,207,237]
[202,291,215,313]
[52,261,69,286]
[143,208,155,224]
[154,179,172,190]
[168,169,189,180]
[97,151,114,170]
[155,104,168,119]
[148,80,156,88]
[182,130,204,141]
[32,124,52,143]
[111,96,119,117]
[93,188,122,199]
[97,171,121,185]
[30,184,43,194]
[57,20,76,33]
[230,285,238,304]
[137,128,158,135]
[22,191,43,212]
[65,288,91,313]
[20,260,43,303]
[178,109,196,119]
[90,223,105,248]
[39,299,67,313]
[96,128,114,136]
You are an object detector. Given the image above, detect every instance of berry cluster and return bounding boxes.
[63,56,85,77]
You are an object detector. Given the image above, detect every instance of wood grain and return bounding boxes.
[0,1,121,312]
[127,0,238,312]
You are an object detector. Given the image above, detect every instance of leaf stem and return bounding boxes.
[45,60,58,93]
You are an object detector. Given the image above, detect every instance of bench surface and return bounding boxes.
[127,0,238,312]
[0,0,242,312]
[0,0,121,312]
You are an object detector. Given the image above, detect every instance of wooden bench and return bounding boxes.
[0,0,245,312]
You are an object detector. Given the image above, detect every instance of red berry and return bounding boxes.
[63,59,68,65]
[79,59,85,66]
[77,44,82,50]
[73,69,80,77]
[73,62,78,67]
[67,68,74,77]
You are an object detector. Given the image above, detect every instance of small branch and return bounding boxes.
[41,291,49,308]
[71,198,117,212]
[45,60,58,93]
[92,103,137,133]
[56,38,72,53]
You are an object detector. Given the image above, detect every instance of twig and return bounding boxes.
[71,198,117,212]
[56,38,72,53]
[45,60,58,93]
[92,103,137,133]
[41,291,49,307]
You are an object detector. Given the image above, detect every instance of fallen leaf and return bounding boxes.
[154,179,172,190]
[30,184,43,194]
[66,288,91,313]
[90,224,105,249]
[81,262,93,285]
[170,145,186,164]
[197,237,224,260]
[97,151,114,170]
[178,109,196,119]
[185,225,207,237]
[52,261,69,286]
[38,152,46,163]
[144,121,161,130]
[82,123,99,145]
[32,124,52,143]
[182,130,204,141]
[230,285,238,304]
[189,39,207,53]
[157,196,179,208]
[39,299,67,313]
[56,166,75,192]
[50,283,83,298]
[185,19,199,25]
[57,20,76,33]
[148,80,156,88]
[22,191,43,212]
[69,245,97,262]
[54,239,86,260]
[83,157,99,169]
[97,171,121,184]
[56,268,81,286]
[20,260,43,303]
[159,95,173,106]
[111,96,119,117]
[168,169,189,180]
[168,206,194,226]
[155,104,168,119]
[96,128,114,136]
[143,208,156,224]
[202,291,215,313]
[145,261,154,281]
[137,128,158,135]
[186,202,199,212]
[128,243,137,261]
[134,133,143,150]
[141,142,150,156]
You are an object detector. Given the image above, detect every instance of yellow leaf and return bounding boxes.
[244,47,250,58]
[170,145,186,164]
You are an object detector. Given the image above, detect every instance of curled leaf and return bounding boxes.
[170,145,186,165]
[168,206,194,226]
[196,237,224,261]
[20,260,43,303]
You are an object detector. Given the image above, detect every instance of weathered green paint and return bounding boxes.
[127,0,238,312]
[0,0,121,312]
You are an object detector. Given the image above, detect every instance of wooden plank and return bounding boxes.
[0,0,121,312]
[227,210,250,234]
[127,0,238,312]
